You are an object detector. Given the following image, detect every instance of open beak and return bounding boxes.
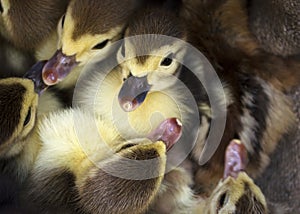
[41,50,78,86]
[147,118,182,151]
[118,75,152,112]
[24,60,48,95]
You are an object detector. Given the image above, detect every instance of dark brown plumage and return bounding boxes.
[71,0,138,40]
[0,78,38,158]
[181,0,298,194]
[110,0,299,212]
[247,0,300,56]
[0,0,70,51]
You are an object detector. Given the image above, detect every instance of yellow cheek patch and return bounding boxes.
[123,56,163,77]
[61,14,123,62]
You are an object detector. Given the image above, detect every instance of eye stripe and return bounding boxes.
[23,107,31,127]
[0,2,3,13]
[61,14,66,28]
[92,39,109,50]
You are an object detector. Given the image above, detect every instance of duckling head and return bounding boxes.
[205,172,268,214]
[0,60,49,158]
[203,139,267,213]
[0,78,38,158]
[41,0,139,86]
[116,5,188,112]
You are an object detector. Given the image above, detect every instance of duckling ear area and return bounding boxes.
[0,78,37,145]
[78,141,166,214]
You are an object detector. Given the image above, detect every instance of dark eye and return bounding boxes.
[160,53,174,66]
[23,108,31,127]
[217,192,228,211]
[0,2,3,13]
[61,14,66,28]
[120,143,136,150]
[120,42,125,57]
[92,39,109,50]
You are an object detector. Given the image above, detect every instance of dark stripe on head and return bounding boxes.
[235,183,267,213]
[0,1,3,13]
[71,0,136,40]
[8,0,69,50]
[0,83,26,144]
[126,7,185,63]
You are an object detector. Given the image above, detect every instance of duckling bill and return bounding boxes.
[118,75,152,112]
[147,118,182,151]
[223,140,248,179]
[23,60,48,94]
[41,50,78,86]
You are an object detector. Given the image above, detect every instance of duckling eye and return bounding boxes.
[160,53,174,67]
[217,192,228,211]
[0,2,3,13]
[61,14,66,28]
[120,43,125,58]
[23,108,31,127]
[120,143,136,150]
[92,39,109,50]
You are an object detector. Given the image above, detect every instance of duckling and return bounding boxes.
[39,0,142,92]
[24,107,182,213]
[195,139,268,214]
[200,172,268,214]
[0,61,63,184]
[0,77,42,193]
[67,56,200,213]
[78,0,299,211]
[247,0,300,56]
[0,78,38,158]
[0,0,70,52]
